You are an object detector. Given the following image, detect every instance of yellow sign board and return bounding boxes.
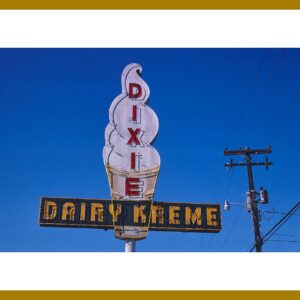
[39,197,221,233]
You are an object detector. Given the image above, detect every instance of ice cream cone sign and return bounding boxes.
[103,63,160,240]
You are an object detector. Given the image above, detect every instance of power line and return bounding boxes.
[220,51,283,252]
[241,49,286,147]
[211,49,269,206]
[270,93,300,145]
[220,206,243,251]
[220,174,250,250]
[249,201,300,252]
[211,157,225,203]
[266,73,300,206]
[243,232,254,251]
[271,174,300,208]
[268,239,300,243]
[213,51,269,252]
[268,143,300,194]
[224,169,234,198]
[204,157,224,252]
[263,210,300,216]
[268,113,300,200]
[225,49,269,147]
[274,233,300,238]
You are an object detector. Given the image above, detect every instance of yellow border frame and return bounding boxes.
[0,291,300,300]
[0,1,300,9]
[0,3,298,297]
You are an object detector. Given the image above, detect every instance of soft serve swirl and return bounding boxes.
[103,63,160,174]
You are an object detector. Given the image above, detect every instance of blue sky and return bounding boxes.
[0,48,300,252]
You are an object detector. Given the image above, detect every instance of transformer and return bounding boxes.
[259,187,269,204]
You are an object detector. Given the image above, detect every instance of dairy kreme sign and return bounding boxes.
[38,64,222,244]
[39,198,221,233]
[103,63,160,240]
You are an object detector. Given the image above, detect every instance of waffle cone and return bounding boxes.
[105,164,160,240]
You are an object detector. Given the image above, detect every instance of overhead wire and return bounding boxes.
[272,171,300,208]
[233,49,291,251]
[241,49,286,147]
[268,49,300,147]
[249,201,300,251]
[211,49,269,206]
[226,49,269,148]
[259,56,300,224]
[220,50,269,206]
[267,115,300,206]
[264,59,300,219]
[268,143,300,193]
[219,206,243,251]
[241,232,253,251]
[268,239,300,243]
[273,233,300,238]
[216,49,269,251]
[270,93,300,146]
[209,50,287,251]
[263,210,300,217]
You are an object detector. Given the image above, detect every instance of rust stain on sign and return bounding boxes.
[39,197,221,237]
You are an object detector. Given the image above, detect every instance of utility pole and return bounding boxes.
[224,146,272,252]
[250,201,300,252]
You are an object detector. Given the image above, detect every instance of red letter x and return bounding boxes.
[127,128,141,145]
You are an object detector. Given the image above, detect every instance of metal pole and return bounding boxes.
[125,240,136,252]
[245,153,262,252]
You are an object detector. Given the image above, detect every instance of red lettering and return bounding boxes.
[125,178,143,197]
[129,83,142,98]
[131,153,136,170]
[127,128,141,145]
[132,105,137,121]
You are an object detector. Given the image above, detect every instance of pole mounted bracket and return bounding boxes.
[265,156,271,172]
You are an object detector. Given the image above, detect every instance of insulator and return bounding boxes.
[259,187,269,204]
[246,192,252,212]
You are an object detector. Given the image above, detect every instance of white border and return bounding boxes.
[0,10,300,47]
[0,10,299,291]
[0,253,299,290]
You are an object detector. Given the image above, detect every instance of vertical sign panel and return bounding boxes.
[103,63,160,240]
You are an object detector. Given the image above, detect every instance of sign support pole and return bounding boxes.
[125,240,136,252]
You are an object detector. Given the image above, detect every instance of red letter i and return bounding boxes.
[131,153,136,170]
[132,105,137,121]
